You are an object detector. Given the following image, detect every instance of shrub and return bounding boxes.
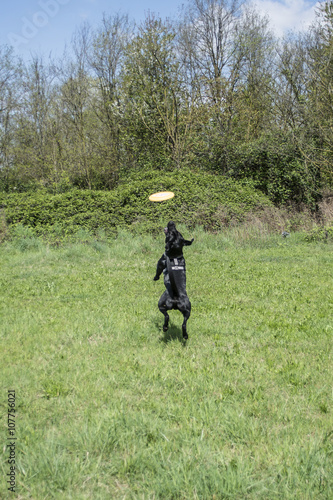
[304,226,333,242]
[226,134,322,209]
[0,169,272,240]
[0,209,8,243]
[9,224,44,251]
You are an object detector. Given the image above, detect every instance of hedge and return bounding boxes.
[0,169,272,239]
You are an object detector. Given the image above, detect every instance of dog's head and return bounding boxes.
[164,220,193,257]
[164,221,180,255]
[164,221,176,235]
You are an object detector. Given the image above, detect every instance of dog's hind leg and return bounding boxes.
[181,310,190,340]
[179,298,191,340]
[162,311,170,332]
[158,291,171,332]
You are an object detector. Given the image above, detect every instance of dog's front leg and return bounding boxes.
[153,254,166,281]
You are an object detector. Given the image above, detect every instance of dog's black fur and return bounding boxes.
[153,221,194,339]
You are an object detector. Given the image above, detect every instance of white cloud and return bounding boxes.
[249,0,320,37]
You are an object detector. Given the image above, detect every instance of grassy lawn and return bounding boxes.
[1,227,332,499]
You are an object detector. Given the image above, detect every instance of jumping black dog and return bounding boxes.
[153,221,194,339]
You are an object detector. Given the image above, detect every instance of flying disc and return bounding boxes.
[149,191,175,202]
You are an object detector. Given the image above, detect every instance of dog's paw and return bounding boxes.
[163,325,168,332]
[153,275,159,281]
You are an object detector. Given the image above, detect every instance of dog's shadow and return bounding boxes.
[155,322,187,345]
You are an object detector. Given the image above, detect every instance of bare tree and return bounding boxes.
[10,54,60,188]
[178,0,242,108]
[232,5,275,139]
[177,0,275,171]
[58,24,95,188]
[274,34,308,133]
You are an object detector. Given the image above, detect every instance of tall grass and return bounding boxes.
[0,228,332,499]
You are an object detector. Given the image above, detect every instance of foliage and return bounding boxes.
[0,169,272,241]
[123,15,186,168]
[0,208,8,243]
[225,133,322,208]
[304,1,333,184]
[1,1,333,203]
[304,225,333,242]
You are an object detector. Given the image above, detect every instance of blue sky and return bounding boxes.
[0,0,320,61]
[1,0,185,60]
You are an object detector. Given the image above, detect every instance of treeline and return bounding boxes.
[0,0,332,207]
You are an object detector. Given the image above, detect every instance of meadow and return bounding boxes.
[0,227,332,499]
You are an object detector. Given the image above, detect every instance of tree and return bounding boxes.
[305,0,333,183]
[274,33,308,134]
[231,6,274,140]
[123,14,189,168]
[177,0,275,171]
[58,24,96,189]
[88,13,133,181]
[0,46,20,187]
[11,54,59,189]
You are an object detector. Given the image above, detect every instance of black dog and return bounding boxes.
[153,221,194,339]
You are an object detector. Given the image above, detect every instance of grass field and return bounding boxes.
[1,227,332,499]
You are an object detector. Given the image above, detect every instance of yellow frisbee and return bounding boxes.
[149,191,175,202]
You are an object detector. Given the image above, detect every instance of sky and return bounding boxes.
[0,0,322,62]
[250,0,321,36]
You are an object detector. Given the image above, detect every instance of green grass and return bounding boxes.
[0,227,332,499]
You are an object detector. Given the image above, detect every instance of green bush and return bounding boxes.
[0,169,272,240]
[225,134,322,208]
[9,224,44,252]
[304,225,333,242]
